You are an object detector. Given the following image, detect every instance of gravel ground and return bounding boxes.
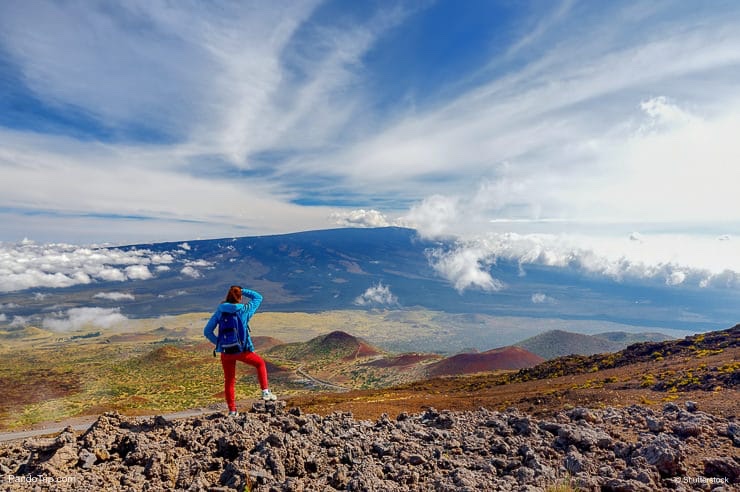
[1,399,738,491]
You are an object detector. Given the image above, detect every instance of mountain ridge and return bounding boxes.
[514,329,675,360]
[515,329,620,359]
[2,227,738,336]
[509,323,740,387]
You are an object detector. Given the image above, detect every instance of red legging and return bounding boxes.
[220,351,269,411]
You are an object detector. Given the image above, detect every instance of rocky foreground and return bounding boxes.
[1,401,738,491]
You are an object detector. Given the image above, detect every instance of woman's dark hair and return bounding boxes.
[225,285,242,304]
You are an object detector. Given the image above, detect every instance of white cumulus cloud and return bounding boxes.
[403,195,460,238]
[0,240,174,292]
[93,292,135,301]
[666,271,687,286]
[331,209,393,228]
[531,292,556,304]
[124,265,153,280]
[179,259,213,279]
[180,266,202,279]
[426,243,505,293]
[185,259,213,268]
[354,282,399,307]
[96,268,126,282]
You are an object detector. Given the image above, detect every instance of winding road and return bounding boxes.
[0,407,219,443]
[295,365,349,392]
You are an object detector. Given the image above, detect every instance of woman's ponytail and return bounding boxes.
[225,285,242,304]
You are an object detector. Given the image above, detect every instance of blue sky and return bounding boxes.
[1,0,740,291]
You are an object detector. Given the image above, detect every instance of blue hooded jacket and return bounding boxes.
[203,288,262,353]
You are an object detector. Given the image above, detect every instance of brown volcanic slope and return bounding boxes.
[515,329,622,359]
[512,323,739,384]
[265,330,383,362]
[426,346,544,377]
[287,324,740,422]
[252,336,285,352]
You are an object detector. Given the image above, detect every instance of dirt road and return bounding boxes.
[0,406,223,443]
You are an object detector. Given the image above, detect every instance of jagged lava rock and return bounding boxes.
[0,402,737,491]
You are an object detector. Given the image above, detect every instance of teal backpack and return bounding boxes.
[217,312,244,354]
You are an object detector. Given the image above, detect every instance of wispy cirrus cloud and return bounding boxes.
[0,0,739,254]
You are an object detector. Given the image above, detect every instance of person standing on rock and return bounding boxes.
[204,286,277,415]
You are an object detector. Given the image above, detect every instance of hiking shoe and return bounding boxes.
[227,410,238,417]
[261,390,277,401]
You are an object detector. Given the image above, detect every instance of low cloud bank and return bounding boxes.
[426,233,740,292]
[42,307,128,332]
[0,240,175,292]
[330,206,739,294]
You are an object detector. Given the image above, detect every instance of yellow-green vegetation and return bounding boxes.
[1,338,233,429]
[640,374,656,388]
[104,345,225,411]
[0,309,492,429]
[547,481,580,492]
[545,474,581,492]
[573,378,607,390]
[693,348,724,358]
[686,333,724,358]
[348,367,394,389]
[636,358,739,392]
[719,361,740,373]
[664,369,701,390]
[598,353,618,369]
[0,313,273,429]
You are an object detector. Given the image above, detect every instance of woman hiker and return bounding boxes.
[204,285,277,416]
